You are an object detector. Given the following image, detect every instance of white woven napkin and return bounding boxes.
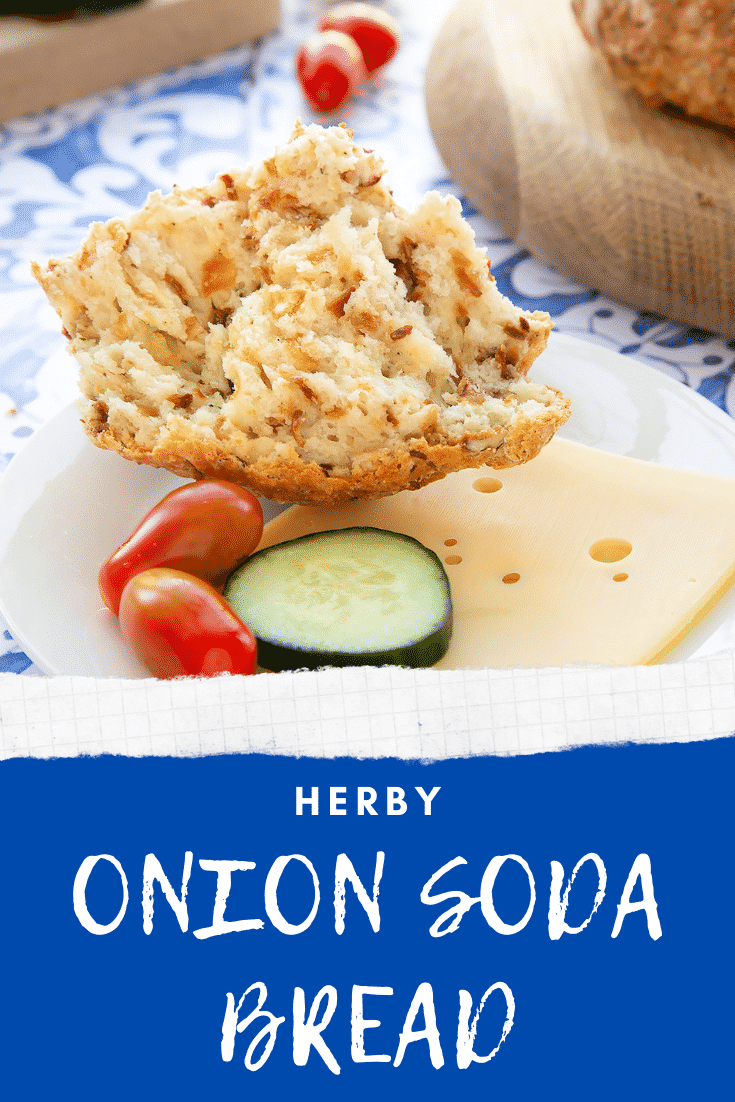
[2,652,734,760]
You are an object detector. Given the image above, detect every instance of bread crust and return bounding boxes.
[34,121,569,504]
[572,0,735,128]
[85,390,564,504]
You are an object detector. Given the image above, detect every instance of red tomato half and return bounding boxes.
[119,568,257,679]
[297,30,365,112]
[319,3,400,74]
[99,480,263,615]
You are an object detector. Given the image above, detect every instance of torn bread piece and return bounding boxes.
[33,121,570,504]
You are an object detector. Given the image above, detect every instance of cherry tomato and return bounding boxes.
[119,568,257,679]
[99,480,263,615]
[318,3,400,74]
[297,30,365,113]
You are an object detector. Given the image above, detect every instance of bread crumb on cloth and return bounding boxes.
[33,121,569,504]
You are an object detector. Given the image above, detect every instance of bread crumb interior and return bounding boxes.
[34,121,569,503]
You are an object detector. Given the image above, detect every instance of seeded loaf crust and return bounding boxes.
[572,0,735,128]
[33,121,569,505]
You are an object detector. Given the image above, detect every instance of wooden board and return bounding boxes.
[425,0,735,336]
[0,0,281,124]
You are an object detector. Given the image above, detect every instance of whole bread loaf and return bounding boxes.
[33,121,569,504]
[572,0,735,128]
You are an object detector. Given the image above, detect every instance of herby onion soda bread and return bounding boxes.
[34,121,570,504]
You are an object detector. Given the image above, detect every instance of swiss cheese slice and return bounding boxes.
[256,437,735,668]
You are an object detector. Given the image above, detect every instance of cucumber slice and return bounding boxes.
[224,527,452,671]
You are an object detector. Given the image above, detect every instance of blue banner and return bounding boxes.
[1,739,731,1099]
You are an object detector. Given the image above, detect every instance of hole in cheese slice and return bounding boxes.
[589,537,633,563]
[255,436,735,668]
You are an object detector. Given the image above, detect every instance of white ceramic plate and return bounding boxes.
[2,330,735,677]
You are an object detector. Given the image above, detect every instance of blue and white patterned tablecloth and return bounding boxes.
[1,0,734,676]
